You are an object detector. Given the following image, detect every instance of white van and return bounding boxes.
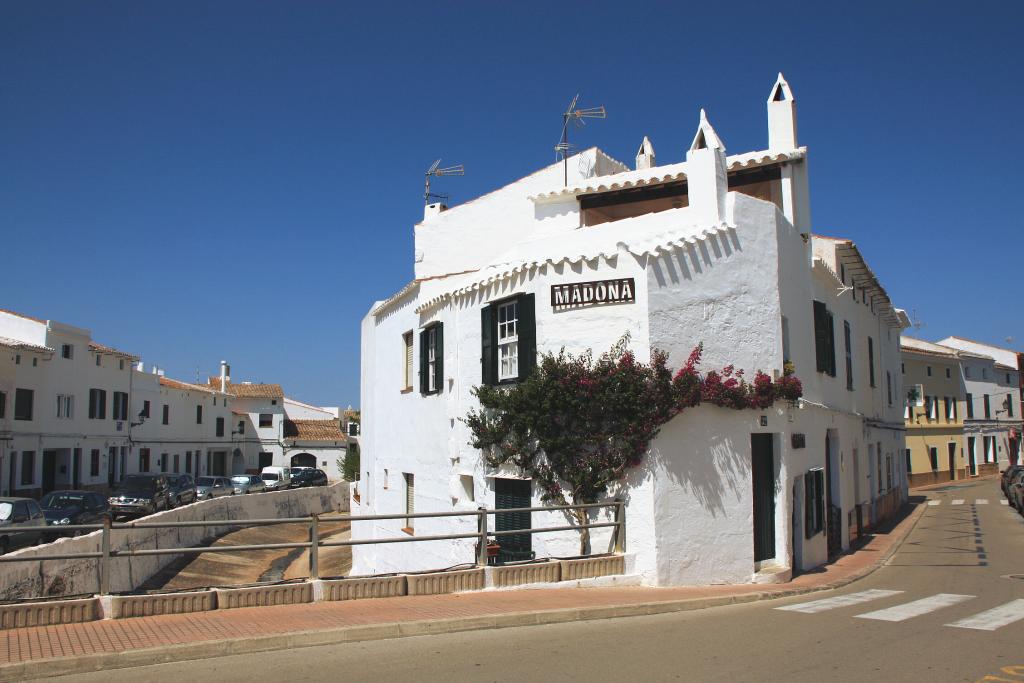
[260,466,293,491]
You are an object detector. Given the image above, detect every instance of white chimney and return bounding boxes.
[135,360,144,372]
[220,360,229,393]
[767,72,797,151]
[685,109,728,225]
[635,136,656,170]
[423,202,447,221]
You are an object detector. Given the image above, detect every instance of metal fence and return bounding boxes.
[0,500,625,596]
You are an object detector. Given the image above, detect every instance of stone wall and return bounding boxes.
[0,482,348,601]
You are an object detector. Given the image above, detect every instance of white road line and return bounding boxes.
[1000,500,1009,505]
[775,589,904,614]
[855,594,975,622]
[927,500,941,506]
[947,600,1024,631]
[951,499,965,505]
[975,499,988,505]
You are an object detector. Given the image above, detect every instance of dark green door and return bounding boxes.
[495,478,533,563]
[752,434,776,563]
[42,451,57,494]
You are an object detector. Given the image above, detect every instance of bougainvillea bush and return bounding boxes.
[464,337,802,553]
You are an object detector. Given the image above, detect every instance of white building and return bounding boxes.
[354,75,910,586]
[0,309,349,493]
[938,337,1022,469]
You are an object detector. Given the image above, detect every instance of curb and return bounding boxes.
[3,502,928,681]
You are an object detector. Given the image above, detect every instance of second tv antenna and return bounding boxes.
[554,94,606,186]
[424,159,465,205]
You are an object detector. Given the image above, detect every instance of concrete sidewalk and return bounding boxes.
[0,500,926,681]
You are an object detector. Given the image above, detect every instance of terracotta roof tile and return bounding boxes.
[89,341,139,360]
[283,419,345,441]
[0,336,52,353]
[159,377,220,394]
[219,382,285,399]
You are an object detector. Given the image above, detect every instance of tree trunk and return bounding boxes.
[572,507,591,556]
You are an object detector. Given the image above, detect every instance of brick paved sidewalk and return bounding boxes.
[0,500,925,680]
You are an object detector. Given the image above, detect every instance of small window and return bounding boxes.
[160,453,168,473]
[173,453,180,473]
[867,337,875,388]
[238,420,245,434]
[886,372,892,406]
[271,399,277,406]
[142,400,151,418]
[95,355,101,367]
[926,366,932,377]
[14,388,34,421]
[982,368,988,380]
[804,469,824,538]
[498,301,519,381]
[419,324,444,395]
[15,354,20,365]
[216,416,224,437]
[812,300,836,377]
[945,368,951,379]
[32,357,37,367]
[929,447,938,472]
[196,405,203,424]
[61,344,73,359]
[119,359,124,370]
[88,388,107,420]
[112,392,129,421]
[966,393,974,419]
[402,331,414,391]
[984,394,991,419]
[259,414,273,428]
[162,404,169,425]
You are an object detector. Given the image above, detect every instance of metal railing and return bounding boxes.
[0,500,625,596]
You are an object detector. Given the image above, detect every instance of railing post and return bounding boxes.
[613,499,625,554]
[476,507,488,567]
[100,513,111,595]
[309,513,320,580]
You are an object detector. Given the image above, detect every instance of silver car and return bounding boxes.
[231,475,266,495]
[195,476,234,500]
[0,497,47,554]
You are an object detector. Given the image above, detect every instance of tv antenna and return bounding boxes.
[910,309,926,333]
[555,94,606,186]
[424,159,464,205]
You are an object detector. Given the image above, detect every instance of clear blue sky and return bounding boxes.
[3,1,1022,407]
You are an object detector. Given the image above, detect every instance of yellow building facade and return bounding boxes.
[901,338,966,488]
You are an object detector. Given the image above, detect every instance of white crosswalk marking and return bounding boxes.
[1001,500,1009,505]
[976,499,988,505]
[947,600,1024,631]
[927,500,941,506]
[855,594,974,622]
[775,589,904,614]
[951,499,965,505]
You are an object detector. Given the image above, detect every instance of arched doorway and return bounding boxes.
[290,453,316,468]
[232,449,246,475]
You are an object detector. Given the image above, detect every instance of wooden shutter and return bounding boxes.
[418,329,429,395]
[813,301,829,374]
[481,304,497,386]
[404,473,414,529]
[804,473,814,539]
[88,389,97,419]
[99,390,106,419]
[826,311,836,376]
[517,294,536,382]
[433,323,444,393]
[404,333,413,389]
[814,470,825,534]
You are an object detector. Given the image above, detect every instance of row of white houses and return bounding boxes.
[353,75,915,585]
[0,309,350,497]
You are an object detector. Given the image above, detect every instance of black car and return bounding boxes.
[40,490,109,539]
[108,474,171,518]
[291,468,329,487]
[166,474,197,508]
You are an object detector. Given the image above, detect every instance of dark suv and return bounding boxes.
[108,474,171,518]
[166,474,197,508]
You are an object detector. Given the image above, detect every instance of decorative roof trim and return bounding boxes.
[414,223,735,314]
[159,376,225,395]
[89,342,140,361]
[0,336,53,354]
[529,148,805,202]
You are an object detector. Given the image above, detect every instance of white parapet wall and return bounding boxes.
[0,482,349,601]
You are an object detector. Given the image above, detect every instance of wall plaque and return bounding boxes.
[551,277,635,309]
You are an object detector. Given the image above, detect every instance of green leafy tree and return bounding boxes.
[465,335,801,554]
[340,441,360,482]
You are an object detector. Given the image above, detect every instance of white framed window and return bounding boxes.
[56,394,74,419]
[402,331,414,391]
[61,344,73,360]
[403,472,414,532]
[497,301,519,381]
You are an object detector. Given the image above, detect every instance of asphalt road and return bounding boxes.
[54,479,1024,683]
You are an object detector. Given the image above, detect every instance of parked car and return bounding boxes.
[1008,470,1024,512]
[0,497,46,554]
[166,474,197,508]
[39,490,109,539]
[1001,465,1024,498]
[109,474,171,518]
[260,466,293,491]
[291,468,328,488]
[231,474,266,495]
[195,476,234,500]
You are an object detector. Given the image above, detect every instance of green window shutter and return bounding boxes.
[517,293,536,382]
[826,312,836,377]
[419,328,429,395]
[804,473,814,539]
[813,301,828,374]
[481,304,497,386]
[434,323,444,393]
